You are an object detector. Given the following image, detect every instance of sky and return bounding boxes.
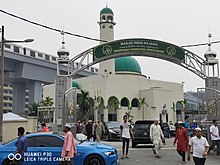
[1,0,220,92]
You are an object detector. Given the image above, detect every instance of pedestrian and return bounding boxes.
[80,119,87,135]
[187,127,209,165]
[15,127,28,165]
[94,118,105,142]
[173,121,189,164]
[75,120,81,134]
[86,120,94,141]
[120,115,134,159]
[41,122,49,132]
[191,120,198,137]
[184,116,191,139]
[150,118,165,159]
[60,123,77,165]
[208,120,220,155]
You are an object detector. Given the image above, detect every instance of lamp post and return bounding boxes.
[0,25,34,143]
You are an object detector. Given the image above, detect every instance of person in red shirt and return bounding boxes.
[41,122,49,132]
[173,121,189,164]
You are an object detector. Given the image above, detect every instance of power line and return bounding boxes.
[0,9,107,42]
[1,9,220,48]
[181,41,220,48]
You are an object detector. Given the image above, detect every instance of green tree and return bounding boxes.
[78,89,94,120]
[28,102,40,116]
[125,110,134,120]
[40,96,54,107]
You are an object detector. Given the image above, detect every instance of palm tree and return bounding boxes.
[78,89,94,120]
[40,96,54,107]
[125,111,134,120]
[139,97,148,119]
[28,102,40,116]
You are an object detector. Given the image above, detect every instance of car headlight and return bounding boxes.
[104,151,115,156]
[109,129,116,134]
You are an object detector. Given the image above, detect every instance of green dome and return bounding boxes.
[72,81,79,89]
[100,7,114,15]
[115,57,141,74]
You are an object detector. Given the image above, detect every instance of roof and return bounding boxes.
[115,56,142,74]
[100,7,114,15]
[3,112,27,122]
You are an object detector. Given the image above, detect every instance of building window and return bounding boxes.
[52,57,56,61]
[109,25,113,29]
[14,46,20,53]
[30,51,35,57]
[45,55,50,61]
[131,98,139,107]
[91,67,94,72]
[23,48,26,55]
[121,97,129,107]
[4,44,11,49]
[38,53,43,57]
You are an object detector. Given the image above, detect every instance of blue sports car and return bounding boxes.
[0,132,119,165]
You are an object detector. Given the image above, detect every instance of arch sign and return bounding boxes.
[93,38,185,63]
[65,38,206,79]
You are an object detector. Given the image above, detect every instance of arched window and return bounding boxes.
[131,98,139,107]
[102,15,106,20]
[121,97,129,107]
[107,16,113,22]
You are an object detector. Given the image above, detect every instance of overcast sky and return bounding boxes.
[1,0,220,92]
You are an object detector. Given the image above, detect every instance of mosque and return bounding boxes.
[67,6,184,123]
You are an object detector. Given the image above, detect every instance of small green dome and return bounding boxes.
[100,7,114,15]
[72,81,79,89]
[115,57,141,74]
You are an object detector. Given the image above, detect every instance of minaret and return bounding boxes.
[98,5,116,75]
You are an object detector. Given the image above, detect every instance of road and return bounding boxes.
[102,137,220,165]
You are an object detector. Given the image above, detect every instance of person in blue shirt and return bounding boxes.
[184,116,191,138]
[15,127,28,165]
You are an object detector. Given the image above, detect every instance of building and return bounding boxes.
[43,6,185,124]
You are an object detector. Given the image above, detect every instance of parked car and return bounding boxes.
[0,132,119,165]
[103,121,121,141]
[132,120,154,148]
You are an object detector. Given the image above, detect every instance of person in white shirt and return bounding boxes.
[150,118,165,159]
[187,127,209,165]
[208,120,220,155]
[120,115,134,159]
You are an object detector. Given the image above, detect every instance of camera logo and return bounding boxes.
[8,153,22,161]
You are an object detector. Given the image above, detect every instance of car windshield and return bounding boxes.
[134,124,150,130]
[107,122,120,129]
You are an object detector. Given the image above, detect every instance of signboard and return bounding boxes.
[93,38,185,61]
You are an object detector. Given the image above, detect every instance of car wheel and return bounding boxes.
[132,142,137,148]
[84,155,105,165]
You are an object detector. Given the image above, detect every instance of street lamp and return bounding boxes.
[0,25,34,143]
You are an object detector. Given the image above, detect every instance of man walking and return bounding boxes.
[60,124,77,165]
[208,120,220,155]
[150,118,165,158]
[94,118,105,142]
[15,127,28,165]
[86,120,94,141]
[187,127,209,165]
[120,115,134,159]
[173,121,188,164]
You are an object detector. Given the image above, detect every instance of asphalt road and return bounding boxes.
[102,137,220,165]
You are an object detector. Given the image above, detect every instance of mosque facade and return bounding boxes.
[70,7,184,123]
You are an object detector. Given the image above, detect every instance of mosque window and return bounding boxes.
[109,25,113,29]
[107,16,113,22]
[131,98,139,107]
[102,15,106,20]
[121,97,129,107]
